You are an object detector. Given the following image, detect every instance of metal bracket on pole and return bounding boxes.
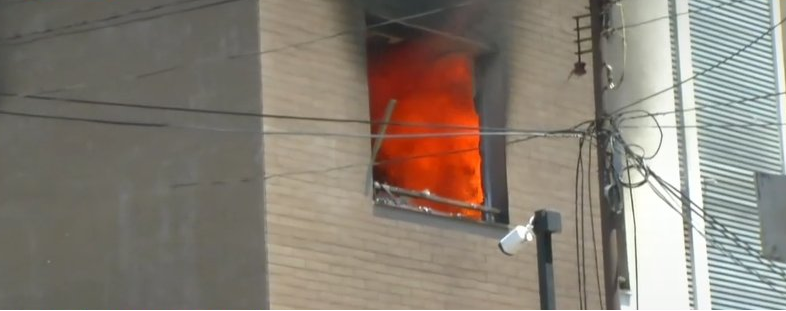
[533,209,562,310]
[572,13,592,77]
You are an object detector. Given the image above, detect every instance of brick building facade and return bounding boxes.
[0,0,603,309]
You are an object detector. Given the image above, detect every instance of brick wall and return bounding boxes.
[0,0,604,308]
[260,0,604,309]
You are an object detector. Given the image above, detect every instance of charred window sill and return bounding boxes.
[372,197,509,239]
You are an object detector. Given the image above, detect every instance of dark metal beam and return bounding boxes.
[533,209,562,310]
[589,0,622,308]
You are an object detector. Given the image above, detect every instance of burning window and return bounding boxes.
[364,0,509,224]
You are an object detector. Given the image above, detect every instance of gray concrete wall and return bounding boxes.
[0,0,267,308]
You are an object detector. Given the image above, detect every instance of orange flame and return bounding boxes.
[368,35,484,220]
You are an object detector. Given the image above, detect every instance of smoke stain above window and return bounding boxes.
[364,0,509,223]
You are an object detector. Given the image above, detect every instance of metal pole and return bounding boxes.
[533,209,562,310]
[588,0,622,308]
[595,0,691,308]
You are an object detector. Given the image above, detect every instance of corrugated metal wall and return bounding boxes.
[688,0,786,308]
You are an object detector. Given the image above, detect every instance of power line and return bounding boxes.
[609,122,786,294]
[21,88,783,135]
[268,124,592,180]
[647,172,786,295]
[574,133,586,310]
[0,107,585,139]
[0,110,579,139]
[569,123,604,309]
[0,0,735,125]
[609,15,786,115]
[194,129,592,185]
[5,0,487,97]
[0,92,579,134]
[9,0,501,103]
[614,107,786,132]
[621,91,786,121]
[619,120,786,130]
[576,136,589,309]
[0,0,738,49]
[622,157,786,297]
[229,0,486,57]
[0,0,245,46]
[650,171,786,284]
[586,132,603,309]
[645,178,785,295]
[623,157,640,310]
[0,109,166,128]
[605,0,752,34]
[605,115,786,298]
[1,105,590,188]
[0,0,508,140]
[0,0,202,42]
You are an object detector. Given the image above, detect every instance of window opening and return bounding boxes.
[364,0,508,223]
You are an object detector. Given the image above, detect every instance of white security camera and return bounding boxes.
[498,217,535,256]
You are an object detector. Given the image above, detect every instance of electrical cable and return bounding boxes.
[621,91,786,121]
[0,92,582,134]
[606,0,751,33]
[0,0,758,129]
[645,173,786,296]
[0,106,592,185]
[649,171,786,286]
[576,135,589,309]
[574,131,586,310]
[0,109,166,128]
[614,110,663,160]
[3,0,491,98]
[0,1,532,136]
[609,15,786,115]
[224,125,591,185]
[241,0,487,57]
[634,158,786,297]
[508,120,595,145]
[612,115,768,296]
[0,106,582,142]
[0,108,585,139]
[0,0,204,41]
[619,120,786,130]
[14,90,786,134]
[0,0,247,46]
[608,119,786,294]
[10,0,736,98]
[610,97,786,134]
[586,129,604,309]
[615,161,649,189]
[607,116,786,299]
[623,156,640,310]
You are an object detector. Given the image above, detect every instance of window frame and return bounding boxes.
[362,2,510,225]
